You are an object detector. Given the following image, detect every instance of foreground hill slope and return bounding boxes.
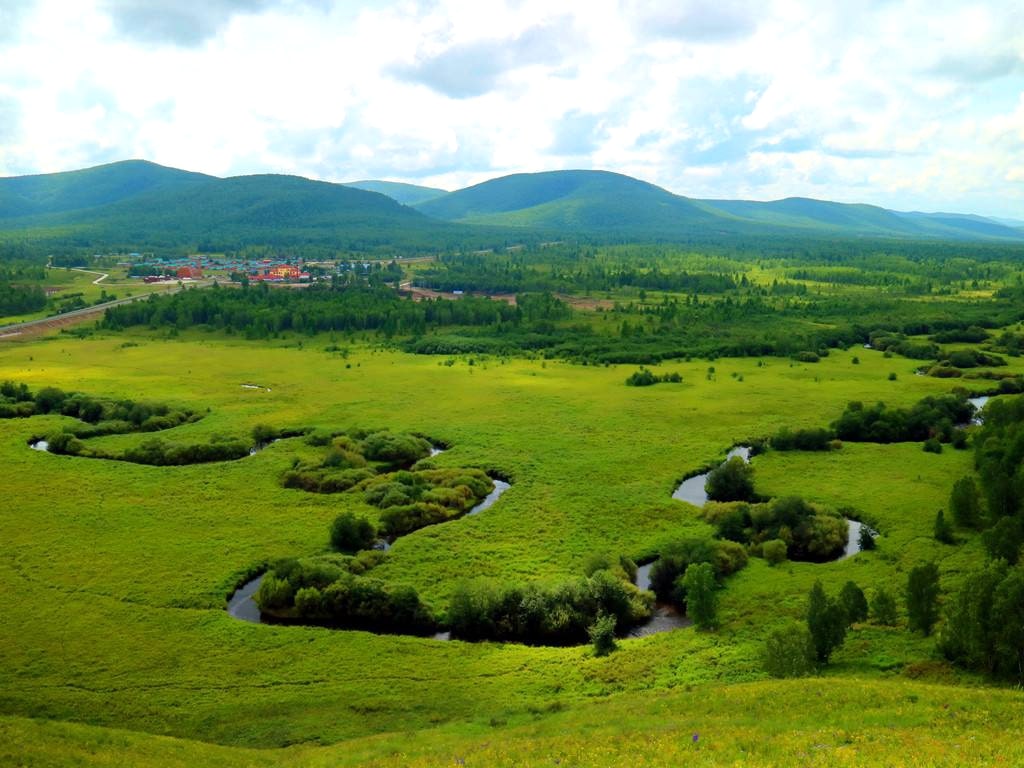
[4,677,1022,766]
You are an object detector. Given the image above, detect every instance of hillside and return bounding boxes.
[415,169,733,236]
[0,160,212,220]
[709,198,1024,240]
[5,677,1024,766]
[416,170,1024,242]
[0,170,485,253]
[344,180,447,206]
[1,162,1022,253]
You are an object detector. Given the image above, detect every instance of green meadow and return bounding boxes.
[1,325,1016,765]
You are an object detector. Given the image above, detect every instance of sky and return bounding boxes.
[0,0,1022,217]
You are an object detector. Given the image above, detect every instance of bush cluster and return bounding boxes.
[832,394,972,443]
[646,538,748,605]
[448,569,652,645]
[624,367,682,386]
[255,555,434,635]
[706,496,849,562]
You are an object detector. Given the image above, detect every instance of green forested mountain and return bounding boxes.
[416,171,1024,242]
[415,170,734,236]
[0,160,213,220]
[0,169,481,254]
[709,198,1024,240]
[344,180,448,206]
[1,162,1021,256]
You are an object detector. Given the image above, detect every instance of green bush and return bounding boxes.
[704,456,755,502]
[839,581,868,624]
[329,512,377,553]
[906,563,941,635]
[949,476,981,529]
[871,588,899,625]
[682,562,718,630]
[807,581,847,664]
[588,614,618,656]
[763,621,816,678]
[762,539,787,565]
[360,431,432,465]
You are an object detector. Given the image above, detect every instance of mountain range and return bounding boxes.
[0,160,1021,254]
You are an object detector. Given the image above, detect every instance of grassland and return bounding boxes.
[1,323,1018,764]
[0,266,181,327]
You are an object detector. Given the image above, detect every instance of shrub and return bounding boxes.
[34,386,67,414]
[923,437,943,454]
[807,581,847,663]
[255,574,293,611]
[329,512,377,553]
[294,586,323,616]
[448,571,651,645]
[704,456,755,502]
[588,614,618,656]
[934,509,954,544]
[252,424,278,445]
[839,581,868,625]
[682,562,718,630]
[762,539,787,565]
[858,524,877,551]
[772,427,834,451]
[360,431,432,465]
[982,517,1023,564]
[906,563,941,635]
[625,368,657,387]
[763,621,816,678]
[949,477,981,529]
[871,588,899,625]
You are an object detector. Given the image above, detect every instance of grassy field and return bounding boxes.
[0,267,183,327]
[0,328,1016,763]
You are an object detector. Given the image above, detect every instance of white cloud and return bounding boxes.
[0,0,1022,216]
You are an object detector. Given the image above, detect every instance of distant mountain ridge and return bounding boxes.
[343,180,447,206]
[1,160,1021,251]
[412,172,1024,242]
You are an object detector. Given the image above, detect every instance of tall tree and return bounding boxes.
[906,563,941,635]
[807,580,847,663]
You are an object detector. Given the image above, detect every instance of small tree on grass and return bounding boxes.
[839,581,868,625]
[588,613,617,656]
[871,587,899,626]
[934,509,955,544]
[858,525,876,551]
[330,512,377,553]
[682,562,718,630]
[763,621,816,678]
[949,476,981,529]
[906,563,941,635]
[807,580,847,664]
[705,456,755,502]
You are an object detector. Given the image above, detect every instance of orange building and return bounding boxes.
[267,265,300,279]
[176,266,202,279]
